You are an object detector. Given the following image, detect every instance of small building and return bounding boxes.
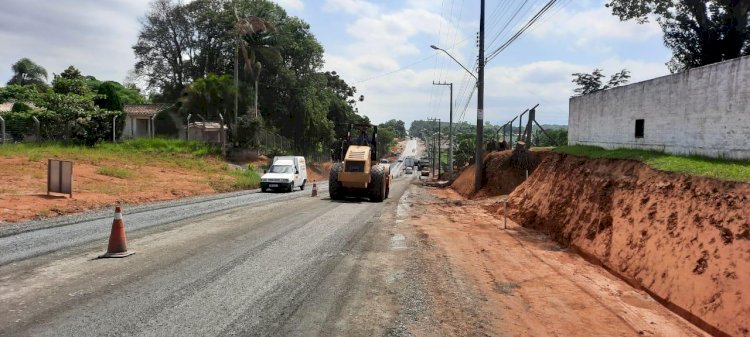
[186,122,227,145]
[123,104,172,139]
[568,55,750,160]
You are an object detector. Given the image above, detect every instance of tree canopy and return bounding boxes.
[133,0,368,154]
[571,69,631,96]
[7,58,48,91]
[606,0,750,72]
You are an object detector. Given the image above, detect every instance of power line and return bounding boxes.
[352,54,437,84]
[486,0,558,63]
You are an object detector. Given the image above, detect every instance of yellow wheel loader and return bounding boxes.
[329,124,391,202]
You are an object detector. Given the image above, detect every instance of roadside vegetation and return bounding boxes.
[0,138,260,189]
[555,145,750,182]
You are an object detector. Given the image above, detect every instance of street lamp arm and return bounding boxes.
[431,45,478,81]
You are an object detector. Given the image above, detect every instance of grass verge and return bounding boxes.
[96,166,134,179]
[0,139,223,173]
[231,169,261,189]
[554,145,750,182]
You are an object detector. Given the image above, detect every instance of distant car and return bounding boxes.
[397,159,403,163]
[405,167,413,175]
[380,159,388,164]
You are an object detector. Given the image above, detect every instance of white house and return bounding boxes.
[122,104,171,139]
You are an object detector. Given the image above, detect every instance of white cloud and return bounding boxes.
[480,58,669,125]
[323,0,380,16]
[274,0,304,11]
[0,0,151,84]
[530,5,662,47]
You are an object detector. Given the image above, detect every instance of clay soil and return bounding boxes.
[0,156,238,224]
[0,149,332,224]
[451,150,549,199]
[407,186,708,336]
[306,161,332,183]
[502,153,750,337]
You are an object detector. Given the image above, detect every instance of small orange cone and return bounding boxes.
[99,206,135,258]
[311,180,318,197]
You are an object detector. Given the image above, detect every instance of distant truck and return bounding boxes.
[260,156,307,192]
[403,156,415,168]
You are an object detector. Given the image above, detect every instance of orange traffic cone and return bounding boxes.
[311,180,318,197]
[99,206,135,258]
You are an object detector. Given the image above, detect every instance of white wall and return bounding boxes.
[569,55,750,160]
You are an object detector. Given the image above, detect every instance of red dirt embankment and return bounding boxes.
[306,161,332,183]
[502,153,749,337]
[451,150,549,199]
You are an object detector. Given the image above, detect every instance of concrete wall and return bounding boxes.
[569,55,750,160]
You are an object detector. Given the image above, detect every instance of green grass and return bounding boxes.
[96,166,134,179]
[231,169,261,189]
[554,145,750,182]
[0,139,223,173]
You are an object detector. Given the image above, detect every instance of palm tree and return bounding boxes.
[235,15,280,120]
[8,58,48,90]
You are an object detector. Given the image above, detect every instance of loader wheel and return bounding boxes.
[329,162,345,200]
[369,165,386,202]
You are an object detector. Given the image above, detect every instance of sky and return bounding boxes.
[0,0,673,126]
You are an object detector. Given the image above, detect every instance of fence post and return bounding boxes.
[219,113,226,156]
[185,114,192,141]
[32,116,40,142]
[112,115,118,143]
[0,115,5,144]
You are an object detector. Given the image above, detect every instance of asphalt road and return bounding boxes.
[1,140,422,337]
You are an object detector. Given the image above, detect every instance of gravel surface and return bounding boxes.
[1,140,427,337]
[0,183,328,266]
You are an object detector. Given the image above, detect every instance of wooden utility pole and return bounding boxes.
[433,81,453,175]
[475,0,485,192]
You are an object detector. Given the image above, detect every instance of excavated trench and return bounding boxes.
[453,151,749,337]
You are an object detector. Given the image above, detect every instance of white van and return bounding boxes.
[260,156,307,192]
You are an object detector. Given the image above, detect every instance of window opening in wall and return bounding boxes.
[635,119,644,138]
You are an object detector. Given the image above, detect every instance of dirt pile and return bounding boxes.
[306,161,332,182]
[503,153,749,337]
[450,150,548,199]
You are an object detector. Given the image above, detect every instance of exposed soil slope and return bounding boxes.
[451,150,548,199]
[503,153,750,337]
[404,186,708,336]
[306,161,332,183]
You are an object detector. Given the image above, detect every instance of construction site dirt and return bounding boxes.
[446,151,749,337]
[497,153,750,337]
[402,185,709,336]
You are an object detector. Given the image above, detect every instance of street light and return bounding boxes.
[430,45,477,81]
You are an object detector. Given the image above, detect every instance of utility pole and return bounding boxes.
[475,0,486,192]
[433,81,453,176]
[428,117,441,178]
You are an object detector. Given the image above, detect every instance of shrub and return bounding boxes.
[11,102,32,113]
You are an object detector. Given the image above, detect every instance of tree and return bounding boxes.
[179,73,235,120]
[0,84,39,103]
[606,0,750,72]
[95,82,124,111]
[7,58,48,90]
[133,0,194,100]
[572,68,631,96]
[454,133,476,167]
[52,66,90,96]
[380,119,407,138]
[533,128,567,147]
